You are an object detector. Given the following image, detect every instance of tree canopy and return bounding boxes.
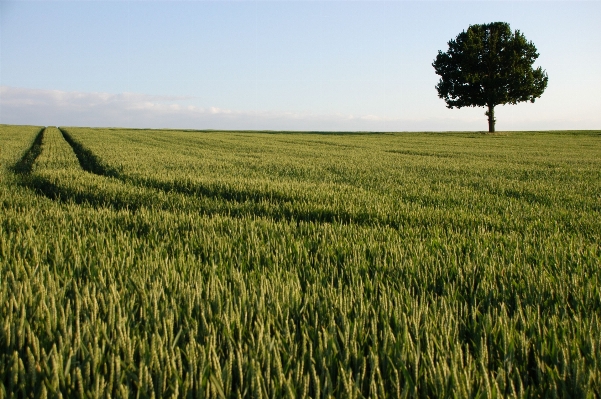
[433,22,548,132]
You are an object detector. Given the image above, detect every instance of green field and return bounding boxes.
[1,124,600,398]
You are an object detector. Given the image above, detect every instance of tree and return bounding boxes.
[433,22,548,132]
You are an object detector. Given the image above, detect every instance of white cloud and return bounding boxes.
[1,86,598,131]
[0,86,480,131]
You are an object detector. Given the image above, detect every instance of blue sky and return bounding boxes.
[1,0,600,131]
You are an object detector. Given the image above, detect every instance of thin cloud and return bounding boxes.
[2,86,452,131]
[3,86,591,131]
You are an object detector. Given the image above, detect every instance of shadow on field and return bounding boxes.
[386,149,456,158]
[11,127,45,175]
[14,161,396,228]
[22,171,388,228]
[132,177,301,207]
[190,129,388,136]
[23,174,143,210]
[59,128,121,177]
[51,130,385,224]
[467,181,552,206]
[13,129,483,231]
[13,128,517,232]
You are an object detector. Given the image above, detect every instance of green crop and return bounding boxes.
[1,124,600,398]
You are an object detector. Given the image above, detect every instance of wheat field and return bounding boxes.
[1,124,600,397]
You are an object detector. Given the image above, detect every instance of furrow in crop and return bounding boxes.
[56,129,396,225]
[11,127,45,174]
[59,127,120,177]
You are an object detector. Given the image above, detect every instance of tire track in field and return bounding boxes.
[59,128,120,177]
[53,131,363,224]
[18,128,503,234]
[60,127,306,206]
[18,128,352,223]
[54,129,474,230]
[52,129,433,228]
[11,127,45,174]
[57,129,317,205]
[51,130,378,224]
[56,130,351,211]
[14,127,157,212]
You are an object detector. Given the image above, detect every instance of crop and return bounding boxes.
[1,124,600,397]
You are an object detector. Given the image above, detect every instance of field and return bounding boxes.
[1,124,600,398]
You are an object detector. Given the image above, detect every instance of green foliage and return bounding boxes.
[433,22,548,132]
[1,125,600,397]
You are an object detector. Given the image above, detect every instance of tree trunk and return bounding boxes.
[485,104,496,132]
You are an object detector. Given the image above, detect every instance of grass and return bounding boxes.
[1,124,600,398]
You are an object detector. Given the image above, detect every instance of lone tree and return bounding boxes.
[433,22,548,132]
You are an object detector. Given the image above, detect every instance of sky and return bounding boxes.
[1,0,600,131]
